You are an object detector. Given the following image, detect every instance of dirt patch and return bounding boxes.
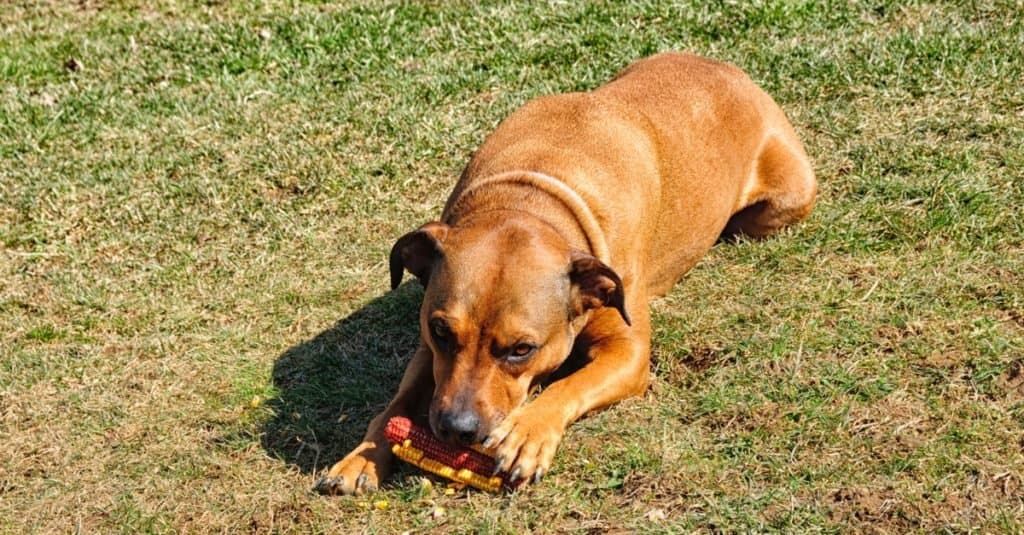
[997,359,1024,403]
[845,395,932,452]
[1006,310,1024,329]
[825,478,1024,532]
[616,470,692,504]
[828,487,918,530]
[915,472,1024,529]
[246,501,315,533]
[875,323,924,354]
[921,350,970,369]
[656,342,733,389]
[682,344,726,374]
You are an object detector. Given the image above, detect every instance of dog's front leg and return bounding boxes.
[316,344,434,495]
[485,309,651,484]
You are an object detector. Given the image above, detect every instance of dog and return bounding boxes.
[316,52,816,495]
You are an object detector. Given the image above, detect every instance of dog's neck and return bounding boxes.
[442,170,610,263]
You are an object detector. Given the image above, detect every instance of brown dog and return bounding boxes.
[316,52,816,495]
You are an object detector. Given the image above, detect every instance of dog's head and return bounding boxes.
[389,215,629,445]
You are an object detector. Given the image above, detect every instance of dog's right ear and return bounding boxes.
[389,221,449,290]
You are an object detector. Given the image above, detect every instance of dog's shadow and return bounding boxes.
[261,283,423,474]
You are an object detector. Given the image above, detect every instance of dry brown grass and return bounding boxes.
[2,0,1022,532]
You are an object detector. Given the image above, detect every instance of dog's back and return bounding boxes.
[597,52,815,293]
[450,52,815,297]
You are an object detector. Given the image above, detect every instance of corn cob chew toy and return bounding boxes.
[384,416,521,493]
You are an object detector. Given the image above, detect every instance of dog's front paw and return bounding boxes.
[315,441,391,496]
[484,407,565,485]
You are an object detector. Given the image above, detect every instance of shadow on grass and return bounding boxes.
[261,282,424,474]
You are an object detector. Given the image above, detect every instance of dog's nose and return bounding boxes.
[438,410,481,445]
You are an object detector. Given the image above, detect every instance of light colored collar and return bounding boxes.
[448,170,610,263]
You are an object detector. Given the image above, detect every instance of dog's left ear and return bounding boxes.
[569,250,631,326]
[389,221,450,289]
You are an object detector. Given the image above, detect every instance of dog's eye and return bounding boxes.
[429,319,451,342]
[507,343,537,361]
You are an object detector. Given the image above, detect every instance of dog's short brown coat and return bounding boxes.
[318,52,816,494]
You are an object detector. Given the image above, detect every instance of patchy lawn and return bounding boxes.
[2,0,1022,532]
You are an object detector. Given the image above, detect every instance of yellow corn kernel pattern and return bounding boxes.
[391,442,502,493]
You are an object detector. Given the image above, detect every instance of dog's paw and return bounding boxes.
[484,407,564,485]
[315,441,390,496]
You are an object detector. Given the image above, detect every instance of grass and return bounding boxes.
[2,0,1022,532]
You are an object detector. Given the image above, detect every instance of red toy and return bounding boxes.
[384,416,521,492]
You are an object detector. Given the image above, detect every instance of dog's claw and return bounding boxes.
[533,468,544,484]
[482,437,494,449]
[509,467,521,482]
[315,476,342,495]
[356,473,367,489]
[492,456,505,476]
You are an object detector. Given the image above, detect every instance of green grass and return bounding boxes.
[2,0,1022,532]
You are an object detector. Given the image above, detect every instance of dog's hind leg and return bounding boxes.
[723,132,817,239]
